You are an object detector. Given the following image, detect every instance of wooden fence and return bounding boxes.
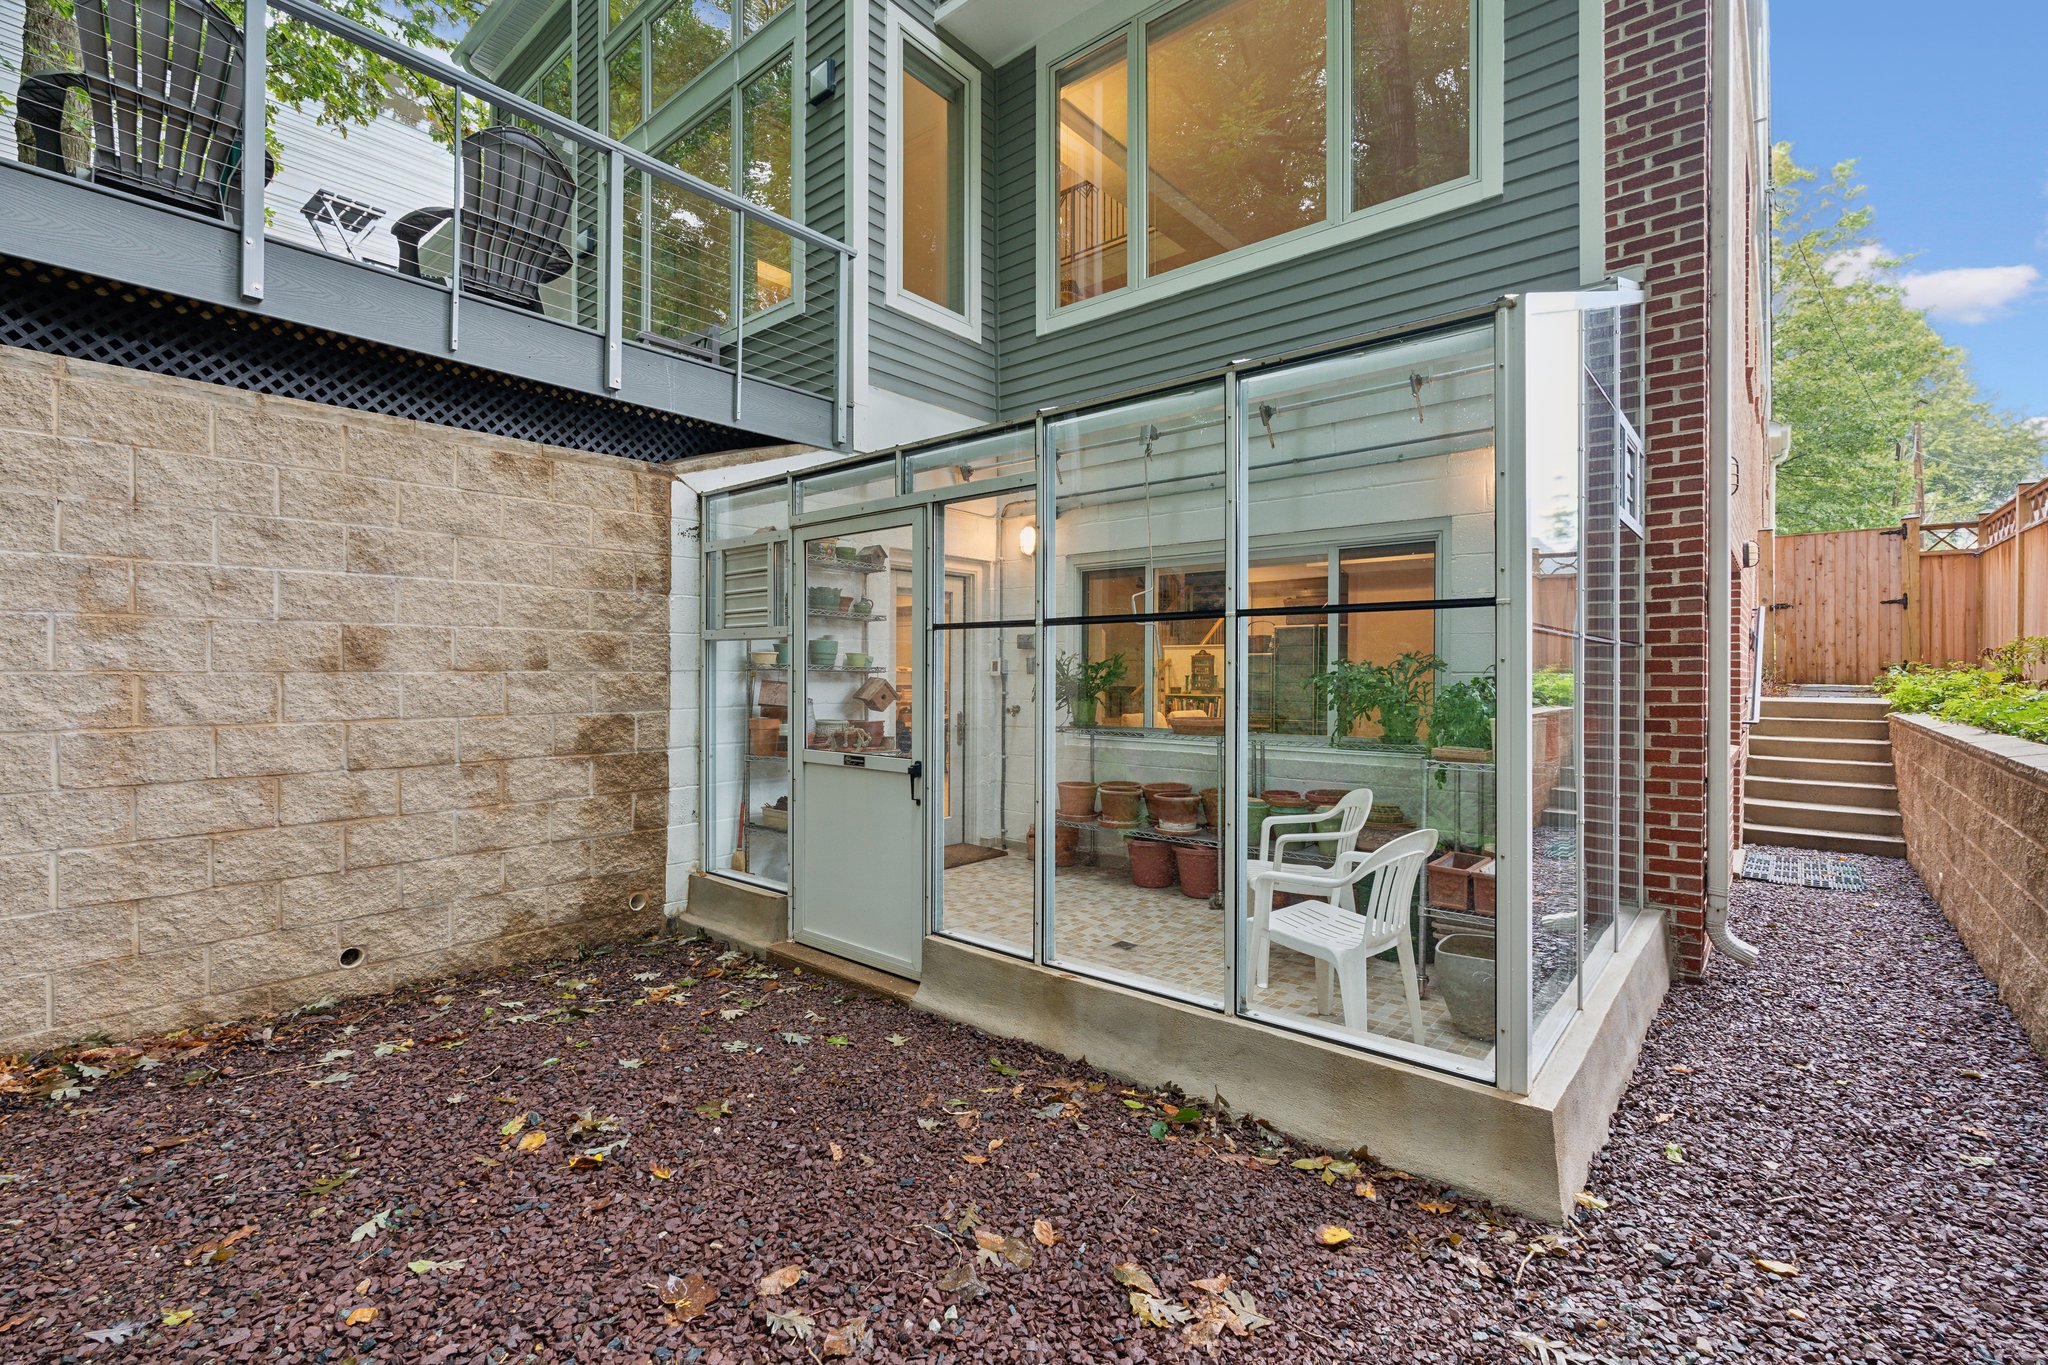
[1762,477,2048,684]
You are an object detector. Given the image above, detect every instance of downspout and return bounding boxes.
[1704,0,1758,967]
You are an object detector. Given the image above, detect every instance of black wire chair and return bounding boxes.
[393,126,577,313]
[18,0,260,218]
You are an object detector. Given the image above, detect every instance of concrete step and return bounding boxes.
[1760,695,1893,721]
[1744,753,1895,784]
[1748,734,1896,764]
[1742,821,1907,858]
[1749,715,1893,742]
[1745,775,1900,810]
[767,940,918,1003]
[1744,797,1903,838]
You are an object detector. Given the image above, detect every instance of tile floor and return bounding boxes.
[938,850,1492,1062]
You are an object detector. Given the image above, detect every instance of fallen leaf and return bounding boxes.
[1130,1292,1192,1329]
[1652,1113,1675,1124]
[1355,1181,1378,1200]
[568,1151,605,1170]
[407,1258,466,1275]
[1109,1262,1161,1296]
[1032,1218,1060,1247]
[1190,1272,1231,1294]
[694,1099,733,1121]
[821,1313,871,1357]
[828,1141,845,1162]
[349,1209,395,1243]
[1418,1198,1456,1215]
[960,1152,988,1166]
[1754,1258,1799,1277]
[518,1130,548,1154]
[651,1165,674,1180]
[989,1058,1021,1077]
[764,1307,815,1340]
[1575,1191,1609,1211]
[1785,1307,1809,1321]
[757,1264,805,1298]
[1664,1142,1685,1164]
[886,1034,907,1047]
[1315,1224,1353,1246]
[652,1272,715,1323]
[344,1306,377,1327]
[161,1308,194,1327]
[938,1262,986,1298]
[83,1321,148,1345]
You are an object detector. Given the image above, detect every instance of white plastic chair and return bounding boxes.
[1249,827,1436,1042]
[1246,787,1375,913]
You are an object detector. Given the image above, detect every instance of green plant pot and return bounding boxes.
[808,640,839,668]
[1071,696,1097,727]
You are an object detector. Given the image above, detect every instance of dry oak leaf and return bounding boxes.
[1189,1272,1231,1294]
[938,1262,987,1299]
[652,1272,716,1323]
[517,1130,548,1154]
[1418,1198,1457,1215]
[822,1314,872,1358]
[1032,1218,1060,1247]
[1315,1224,1354,1247]
[1130,1293,1192,1329]
[757,1264,806,1298]
[1109,1262,1162,1297]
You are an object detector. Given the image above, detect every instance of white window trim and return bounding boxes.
[884,8,985,343]
[1033,0,1505,338]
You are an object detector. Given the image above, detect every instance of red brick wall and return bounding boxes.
[1597,2,1761,982]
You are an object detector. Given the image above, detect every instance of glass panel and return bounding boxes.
[905,428,1036,492]
[609,37,645,138]
[1145,0,1326,277]
[744,0,793,32]
[933,626,1036,959]
[802,526,911,754]
[797,460,895,515]
[900,48,967,312]
[708,636,792,888]
[707,482,789,540]
[743,58,795,313]
[940,496,1038,624]
[1241,606,1495,1077]
[643,112,735,341]
[612,0,655,27]
[1351,0,1472,211]
[1049,620,1225,1004]
[537,52,575,118]
[652,0,733,111]
[1054,39,1130,305]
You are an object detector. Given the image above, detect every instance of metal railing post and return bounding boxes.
[605,151,624,391]
[731,207,746,423]
[448,95,463,352]
[835,250,852,450]
[237,0,266,301]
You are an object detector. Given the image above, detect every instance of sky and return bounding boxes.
[1771,1,2048,422]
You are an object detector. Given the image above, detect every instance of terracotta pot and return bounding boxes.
[1057,780,1099,820]
[1428,850,1498,913]
[1141,781,1192,801]
[1099,781,1143,828]
[1198,786,1221,828]
[1026,824,1081,868]
[1174,844,1220,899]
[1128,838,1176,889]
[1303,788,1349,807]
[748,716,780,756]
[1149,790,1201,831]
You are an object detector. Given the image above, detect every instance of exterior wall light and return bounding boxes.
[1019,523,1038,556]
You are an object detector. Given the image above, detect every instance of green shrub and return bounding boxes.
[1875,663,2048,744]
[1531,667,1575,708]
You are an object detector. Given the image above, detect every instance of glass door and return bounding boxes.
[791,513,928,978]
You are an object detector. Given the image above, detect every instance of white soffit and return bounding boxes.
[933,0,1102,67]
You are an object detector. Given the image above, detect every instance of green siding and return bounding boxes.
[987,0,1584,419]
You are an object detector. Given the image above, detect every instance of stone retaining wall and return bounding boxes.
[1890,714,2048,1054]
[0,345,673,1053]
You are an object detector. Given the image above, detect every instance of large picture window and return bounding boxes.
[606,0,793,140]
[1046,0,1487,324]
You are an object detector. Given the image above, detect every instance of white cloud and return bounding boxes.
[1826,244,1884,285]
[1899,264,2041,323]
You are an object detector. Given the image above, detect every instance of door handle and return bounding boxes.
[907,759,924,806]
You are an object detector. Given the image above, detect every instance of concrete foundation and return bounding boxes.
[679,872,787,958]
[912,911,1670,1222]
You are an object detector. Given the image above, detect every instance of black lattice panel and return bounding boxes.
[0,258,756,464]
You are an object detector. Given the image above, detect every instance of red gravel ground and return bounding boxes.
[2,854,2044,1363]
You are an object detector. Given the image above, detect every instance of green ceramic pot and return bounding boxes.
[808,639,839,667]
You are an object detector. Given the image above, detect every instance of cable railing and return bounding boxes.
[0,0,852,444]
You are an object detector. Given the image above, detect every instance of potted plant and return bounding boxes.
[1055,650,1129,728]
[1429,668,1497,762]
[1307,651,1444,747]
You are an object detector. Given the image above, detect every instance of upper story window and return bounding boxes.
[887,12,983,339]
[607,0,794,140]
[1046,0,1490,329]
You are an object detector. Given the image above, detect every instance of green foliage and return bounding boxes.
[1309,651,1443,746]
[1875,662,2048,744]
[1770,148,2048,532]
[1428,670,1496,750]
[1983,635,2048,683]
[1055,650,1128,723]
[1530,666,1575,708]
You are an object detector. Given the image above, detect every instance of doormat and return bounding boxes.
[1739,846,1864,891]
[944,843,1006,870]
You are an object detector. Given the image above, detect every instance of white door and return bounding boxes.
[792,514,928,978]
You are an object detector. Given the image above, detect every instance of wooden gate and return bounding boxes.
[1767,527,1908,684]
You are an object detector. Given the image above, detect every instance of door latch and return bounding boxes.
[907,758,924,806]
[1882,593,1908,608]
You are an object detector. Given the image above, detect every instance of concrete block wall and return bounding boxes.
[0,345,673,1053]
[1890,715,2048,1056]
